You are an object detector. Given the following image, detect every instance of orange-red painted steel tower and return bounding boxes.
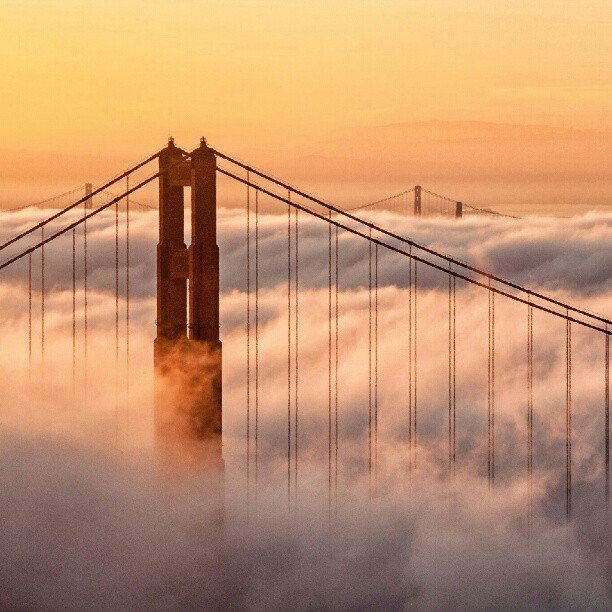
[154,137,222,466]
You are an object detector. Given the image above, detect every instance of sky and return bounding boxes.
[1,1,611,215]
[1,0,611,155]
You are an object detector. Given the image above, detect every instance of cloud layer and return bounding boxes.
[0,207,610,608]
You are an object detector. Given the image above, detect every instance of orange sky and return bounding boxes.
[1,1,611,155]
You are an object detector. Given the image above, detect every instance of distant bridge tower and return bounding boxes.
[414,185,422,216]
[154,137,222,467]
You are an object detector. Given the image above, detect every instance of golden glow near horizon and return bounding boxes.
[0,0,610,155]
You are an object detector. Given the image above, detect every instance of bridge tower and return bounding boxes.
[414,185,422,216]
[154,137,222,467]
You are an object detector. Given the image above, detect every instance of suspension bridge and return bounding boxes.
[0,137,609,525]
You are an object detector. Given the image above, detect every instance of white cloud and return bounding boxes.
[0,207,610,608]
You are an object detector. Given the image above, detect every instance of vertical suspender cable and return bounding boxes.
[529,306,533,502]
[527,299,534,526]
[491,292,495,487]
[255,189,259,490]
[368,230,373,498]
[41,226,45,377]
[28,253,32,378]
[452,276,457,479]
[83,189,88,398]
[294,207,299,499]
[488,282,495,488]
[605,326,609,504]
[246,173,251,508]
[72,226,76,396]
[488,287,491,485]
[408,250,413,472]
[448,265,452,478]
[328,210,333,516]
[374,243,379,491]
[566,311,572,521]
[335,223,339,511]
[115,198,119,437]
[447,264,457,480]
[287,191,292,511]
[126,176,130,420]
[527,299,531,495]
[414,259,418,469]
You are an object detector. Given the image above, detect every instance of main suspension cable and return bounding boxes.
[0,152,160,254]
[1,152,193,274]
[420,187,519,220]
[0,175,162,270]
[2,186,85,215]
[213,155,610,329]
[214,169,610,335]
[346,189,414,212]
[214,172,612,506]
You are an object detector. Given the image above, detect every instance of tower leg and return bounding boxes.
[188,138,223,467]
